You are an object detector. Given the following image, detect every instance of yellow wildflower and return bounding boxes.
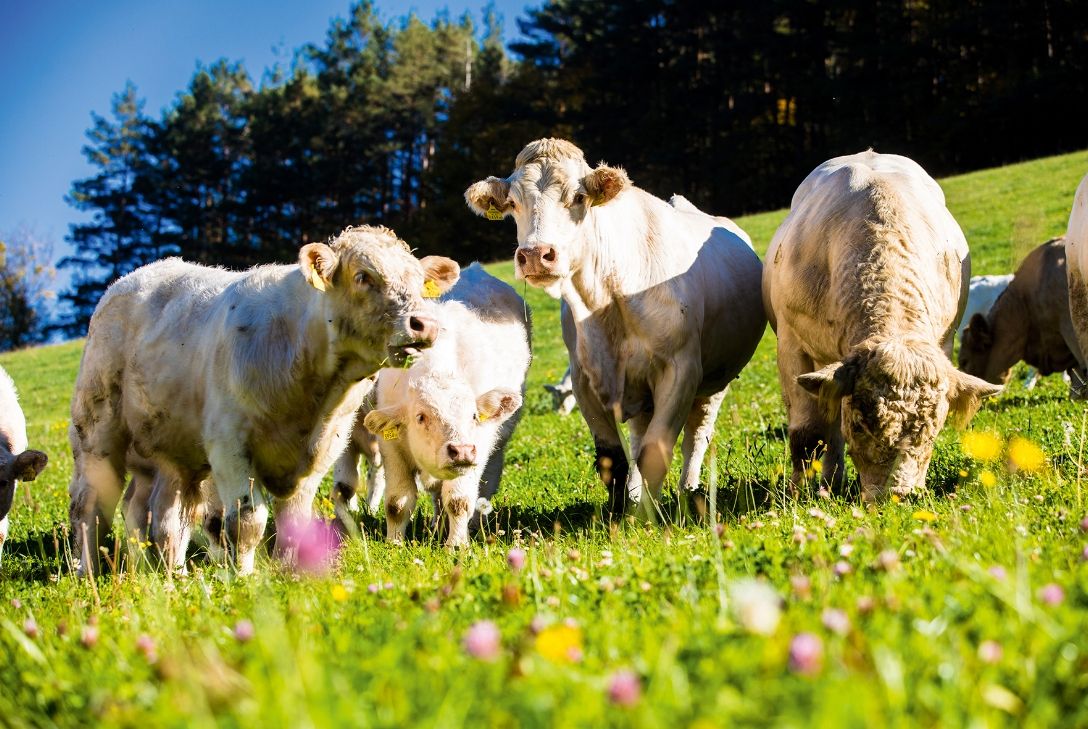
[979,470,997,487]
[331,584,349,602]
[1007,437,1046,472]
[912,510,938,523]
[535,623,583,664]
[962,432,1002,462]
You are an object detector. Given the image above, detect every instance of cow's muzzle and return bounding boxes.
[515,245,561,284]
[388,314,439,365]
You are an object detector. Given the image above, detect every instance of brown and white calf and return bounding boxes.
[466,138,765,516]
[362,263,531,547]
[1063,172,1088,396]
[68,225,458,574]
[959,237,1086,393]
[0,366,48,562]
[763,151,1001,501]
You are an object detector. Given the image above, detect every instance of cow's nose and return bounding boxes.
[408,314,438,344]
[446,443,477,465]
[516,245,558,275]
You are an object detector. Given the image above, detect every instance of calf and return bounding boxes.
[763,151,1001,501]
[543,366,577,415]
[69,225,458,574]
[362,263,531,547]
[959,238,1086,393]
[466,139,765,517]
[0,366,48,562]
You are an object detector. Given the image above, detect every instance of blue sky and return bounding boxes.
[0,0,530,270]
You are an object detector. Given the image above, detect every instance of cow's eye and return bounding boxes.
[355,270,373,288]
[416,413,426,425]
[573,193,587,207]
[472,412,479,423]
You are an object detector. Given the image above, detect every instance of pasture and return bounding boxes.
[2,149,1088,727]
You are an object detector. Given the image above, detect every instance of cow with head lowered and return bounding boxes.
[69,225,458,574]
[764,151,1001,501]
[465,138,765,517]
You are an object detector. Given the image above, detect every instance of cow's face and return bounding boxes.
[299,226,459,370]
[364,376,522,481]
[958,313,1011,384]
[0,447,47,521]
[465,139,630,296]
[798,341,1001,500]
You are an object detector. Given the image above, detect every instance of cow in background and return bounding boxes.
[0,366,48,563]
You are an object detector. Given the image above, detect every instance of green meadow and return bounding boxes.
[1,150,1087,728]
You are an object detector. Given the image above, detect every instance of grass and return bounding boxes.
[1,150,1088,728]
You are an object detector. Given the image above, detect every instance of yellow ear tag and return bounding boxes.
[382,426,399,441]
[485,204,503,221]
[309,270,327,292]
[477,412,490,423]
[422,279,441,298]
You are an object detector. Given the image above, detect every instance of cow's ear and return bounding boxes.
[420,256,460,296]
[582,164,631,206]
[963,313,991,348]
[477,388,522,423]
[299,243,340,292]
[13,450,48,482]
[947,370,1003,427]
[363,405,406,440]
[797,361,856,420]
[464,177,513,218]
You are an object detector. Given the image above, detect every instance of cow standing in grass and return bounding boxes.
[465,138,765,517]
[1063,173,1088,395]
[68,226,458,574]
[362,263,531,546]
[763,151,1001,501]
[960,238,1086,394]
[0,366,48,563]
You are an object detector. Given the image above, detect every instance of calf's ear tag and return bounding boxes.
[422,280,441,298]
[382,426,400,441]
[485,203,503,221]
[477,412,490,423]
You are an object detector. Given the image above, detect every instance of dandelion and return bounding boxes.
[912,510,938,523]
[730,580,782,636]
[80,625,99,649]
[607,670,642,707]
[988,565,1007,581]
[821,608,850,636]
[962,431,1001,461]
[331,584,349,602]
[1007,437,1046,472]
[788,633,823,675]
[233,619,255,643]
[978,640,1002,664]
[22,618,38,640]
[507,548,527,573]
[535,622,583,663]
[979,470,997,488]
[1039,583,1064,606]
[463,620,502,661]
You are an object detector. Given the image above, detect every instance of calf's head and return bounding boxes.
[299,226,459,368]
[364,374,521,481]
[798,339,1001,501]
[0,446,47,523]
[465,138,630,296]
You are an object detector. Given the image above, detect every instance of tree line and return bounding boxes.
[49,0,1088,338]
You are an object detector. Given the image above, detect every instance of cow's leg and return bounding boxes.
[360,432,385,514]
[331,439,361,521]
[69,447,127,577]
[382,451,418,544]
[570,368,631,515]
[441,471,480,549]
[637,361,700,510]
[777,336,840,493]
[150,467,201,573]
[121,467,154,566]
[200,480,227,562]
[207,443,268,576]
[677,388,727,519]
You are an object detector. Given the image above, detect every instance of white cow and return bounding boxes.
[68,225,459,574]
[1063,172,1088,398]
[763,151,1001,501]
[957,275,1013,339]
[362,263,531,547]
[465,138,766,517]
[0,366,48,563]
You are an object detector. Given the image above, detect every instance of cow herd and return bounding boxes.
[2,138,1088,577]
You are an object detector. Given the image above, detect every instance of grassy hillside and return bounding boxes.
[1,150,1087,727]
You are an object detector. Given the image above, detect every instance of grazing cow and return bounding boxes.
[362,263,531,547]
[0,366,48,563]
[959,238,1086,393]
[1063,172,1088,398]
[465,138,765,516]
[763,151,1001,501]
[957,275,1013,339]
[544,366,577,415]
[69,225,459,574]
